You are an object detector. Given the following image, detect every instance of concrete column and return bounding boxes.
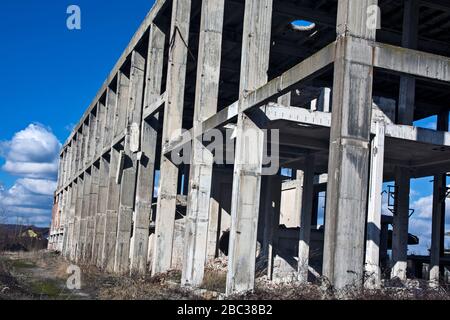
[265,176,282,281]
[226,0,273,295]
[80,169,92,262]
[114,49,146,274]
[153,0,192,275]
[365,119,386,289]
[102,147,121,272]
[430,112,449,285]
[398,0,418,125]
[323,0,377,290]
[182,0,225,287]
[391,167,410,280]
[115,71,130,139]
[298,155,315,283]
[93,157,108,267]
[130,24,165,274]
[74,176,84,262]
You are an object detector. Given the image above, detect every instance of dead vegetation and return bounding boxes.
[1,251,450,300]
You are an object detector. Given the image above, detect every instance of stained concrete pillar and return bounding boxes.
[81,168,92,262]
[298,155,315,283]
[430,112,449,285]
[182,0,225,287]
[323,0,377,290]
[365,119,386,289]
[226,0,273,296]
[74,175,84,263]
[265,176,282,281]
[102,147,121,272]
[391,167,411,281]
[114,49,146,274]
[93,159,108,267]
[153,0,192,275]
[87,163,99,263]
[130,24,165,275]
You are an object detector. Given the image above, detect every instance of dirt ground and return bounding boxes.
[1,250,450,300]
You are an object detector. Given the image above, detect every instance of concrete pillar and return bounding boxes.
[93,158,108,267]
[298,155,315,283]
[87,163,99,263]
[391,167,410,280]
[130,23,165,275]
[265,176,282,281]
[153,0,192,275]
[226,0,273,296]
[114,49,146,274]
[398,0,418,125]
[430,112,449,285]
[74,175,84,263]
[323,0,377,290]
[182,0,225,287]
[365,119,386,289]
[81,169,92,262]
[102,147,121,272]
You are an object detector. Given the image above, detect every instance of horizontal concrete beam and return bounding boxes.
[163,42,336,155]
[372,42,450,83]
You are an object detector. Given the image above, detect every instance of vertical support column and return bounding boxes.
[430,112,449,285]
[365,119,386,289]
[115,72,130,139]
[266,175,282,281]
[74,176,84,262]
[81,169,92,262]
[391,167,410,280]
[323,0,377,290]
[398,0,418,125]
[102,147,121,271]
[182,0,225,287]
[226,0,273,295]
[153,0,192,275]
[130,24,165,274]
[95,156,109,267]
[89,163,100,263]
[390,2,417,279]
[298,155,315,283]
[115,49,146,274]
[62,185,72,256]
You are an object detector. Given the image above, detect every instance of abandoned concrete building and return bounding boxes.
[48,0,450,294]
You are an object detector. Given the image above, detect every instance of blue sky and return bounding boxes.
[0,1,447,254]
[0,0,156,226]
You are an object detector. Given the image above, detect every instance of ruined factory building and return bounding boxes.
[49,0,450,295]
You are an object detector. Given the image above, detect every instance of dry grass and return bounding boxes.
[201,268,227,293]
[2,250,450,300]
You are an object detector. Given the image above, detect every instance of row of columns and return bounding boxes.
[52,0,449,296]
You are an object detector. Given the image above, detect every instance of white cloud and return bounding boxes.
[1,124,61,179]
[0,124,61,227]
